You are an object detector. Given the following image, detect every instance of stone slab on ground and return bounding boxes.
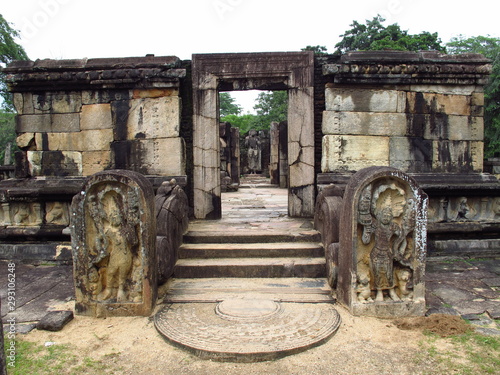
[0,261,74,323]
[161,277,335,303]
[36,310,74,331]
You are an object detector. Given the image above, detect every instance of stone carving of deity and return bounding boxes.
[245,129,261,174]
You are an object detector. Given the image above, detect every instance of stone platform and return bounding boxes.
[154,299,341,362]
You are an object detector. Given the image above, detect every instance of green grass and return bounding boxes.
[418,330,500,374]
[4,337,122,375]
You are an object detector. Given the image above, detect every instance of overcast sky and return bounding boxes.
[2,0,498,112]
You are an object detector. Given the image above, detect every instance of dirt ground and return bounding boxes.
[19,300,472,375]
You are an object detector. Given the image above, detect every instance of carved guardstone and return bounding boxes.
[71,170,157,317]
[338,167,428,318]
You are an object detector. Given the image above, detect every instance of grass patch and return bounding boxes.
[418,330,500,374]
[4,337,122,375]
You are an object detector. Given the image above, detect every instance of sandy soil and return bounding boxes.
[19,301,468,375]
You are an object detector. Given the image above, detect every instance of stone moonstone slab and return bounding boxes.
[155,299,341,362]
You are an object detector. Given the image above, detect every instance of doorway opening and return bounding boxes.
[192,52,315,219]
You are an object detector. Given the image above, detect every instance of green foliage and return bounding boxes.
[335,15,446,54]
[447,35,500,157]
[0,110,17,164]
[301,45,328,55]
[220,113,258,135]
[5,338,120,374]
[220,91,288,135]
[252,91,287,131]
[219,92,242,117]
[0,14,28,111]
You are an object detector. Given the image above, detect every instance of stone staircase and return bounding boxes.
[160,180,334,304]
[162,227,333,303]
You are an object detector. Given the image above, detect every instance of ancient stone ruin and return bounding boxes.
[0,50,498,323]
[71,170,156,317]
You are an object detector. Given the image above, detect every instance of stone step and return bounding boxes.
[183,230,321,244]
[161,277,334,303]
[173,257,326,278]
[178,242,324,259]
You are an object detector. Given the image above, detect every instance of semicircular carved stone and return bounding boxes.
[337,166,428,318]
[71,170,157,318]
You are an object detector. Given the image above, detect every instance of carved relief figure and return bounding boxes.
[245,129,261,174]
[46,202,69,225]
[357,182,417,303]
[13,203,31,225]
[87,187,141,303]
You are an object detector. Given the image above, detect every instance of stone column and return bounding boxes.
[288,87,315,217]
[230,127,240,185]
[193,85,221,219]
[269,122,279,185]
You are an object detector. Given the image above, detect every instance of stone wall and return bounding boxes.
[5,56,187,178]
[320,51,490,174]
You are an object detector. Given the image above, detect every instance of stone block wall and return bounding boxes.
[321,51,491,174]
[5,56,187,179]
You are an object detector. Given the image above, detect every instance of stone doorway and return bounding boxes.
[193,52,315,219]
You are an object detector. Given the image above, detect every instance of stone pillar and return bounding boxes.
[193,85,221,219]
[269,122,279,185]
[279,121,288,189]
[288,88,315,217]
[337,166,428,318]
[71,170,157,317]
[230,127,240,185]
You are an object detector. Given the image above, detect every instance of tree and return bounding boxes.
[252,91,287,130]
[447,35,500,157]
[1,14,28,111]
[219,92,242,117]
[302,45,328,55]
[220,114,258,135]
[335,15,445,54]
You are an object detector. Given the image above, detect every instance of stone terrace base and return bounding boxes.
[154,299,341,362]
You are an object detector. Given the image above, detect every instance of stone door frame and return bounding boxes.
[192,52,315,219]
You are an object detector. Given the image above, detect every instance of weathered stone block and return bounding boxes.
[127,97,180,140]
[16,133,35,149]
[36,310,73,331]
[141,138,185,176]
[71,170,157,317]
[13,93,24,114]
[431,140,483,173]
[321,135,390,173]
[17,114,80,133]
[423,115,483,141]
[409,84,478,96]
[338,167,428,318]
[389,137,432,173]
[325,87,405,113]
[132,89,178,99]
[82,90,130,104]
[322,111,407,136]
[41,129,113,152]
[82,151,112,176]
[407,92,471,115]
[27,151,82,176]
[32,92,82,113]
[80,104,113,130]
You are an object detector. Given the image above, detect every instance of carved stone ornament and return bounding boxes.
[71,170,157,317]
[337,167,428,318]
